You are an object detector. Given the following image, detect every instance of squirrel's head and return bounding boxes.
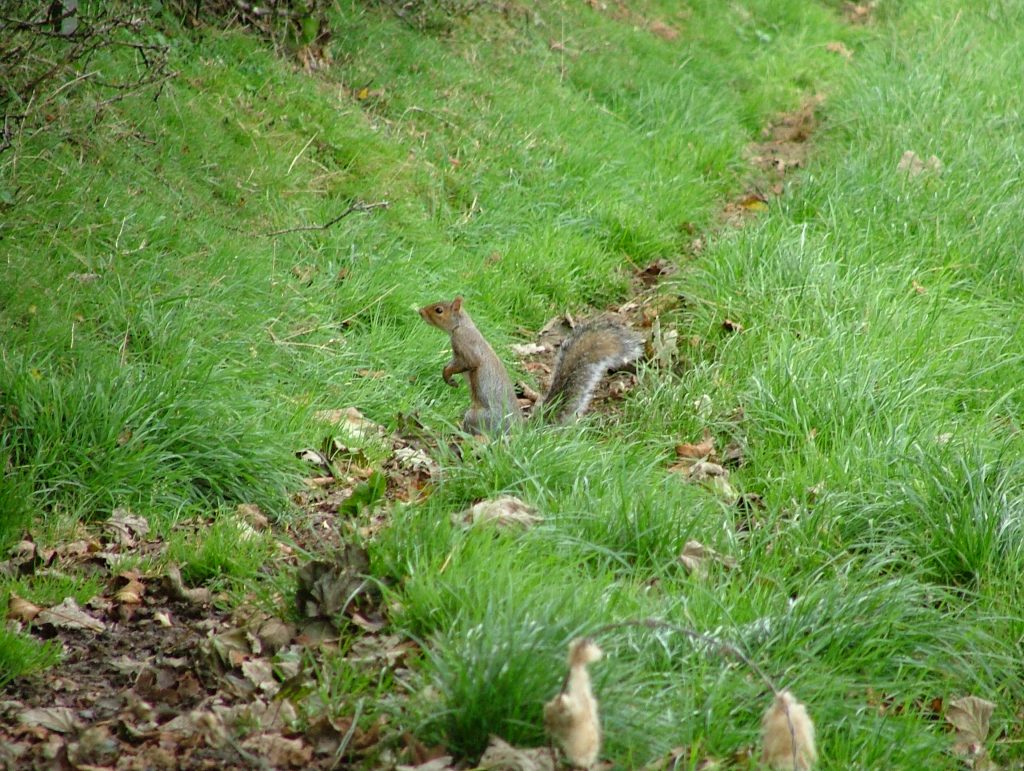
[419,296,463,330]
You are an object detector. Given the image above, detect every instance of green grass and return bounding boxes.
[2,0,1024,767]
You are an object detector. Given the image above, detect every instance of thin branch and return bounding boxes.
[260,199,390,237]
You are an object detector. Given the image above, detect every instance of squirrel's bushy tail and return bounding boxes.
[543,319,642,423]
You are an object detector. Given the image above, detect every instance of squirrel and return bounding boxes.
[419,296,641,434]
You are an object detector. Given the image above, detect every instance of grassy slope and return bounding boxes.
[2,0,1023,767]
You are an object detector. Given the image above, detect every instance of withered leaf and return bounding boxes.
[478,736,556,770]
[397,757,456,771]
[36,597,105,633]
[106,507,150,546]
[897,150,943,177]
[163,564,212,605]
[19,706,83,733]
[678,540,738,578]
[825,41,853,59]
[256,616,295,654]
[510,343,547,357]
[676,430,715,459]
[647,316,678,368]
[455,496,543,532]
[313,407,387,444]
[295,543,378,622]
[947,695,995,758]
[8,592,40,623]
[239,733,313,768]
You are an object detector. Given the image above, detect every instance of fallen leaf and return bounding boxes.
[394,447,438,476]
[295,544,378,622]
[36,597,105,633]
[455,496,543,531]
[825,41,853,59]
[947,695,995,759]
[106,507,150,546]
[676,430,715,459]
[510,342,548,357]
[479,735,556,770]
[693,394,713,419]
[397,758,456,771]
[236,503,270,530]
[314,407,387,444]
[241,658,279,697]
[897,150,943,177]
[162,564,212,605]
[678,540,738,578]
[649,20,680,41]
[241,733,313,767]
[647,316,678,368]
[8,593,41,622]
[634,257,676,287]
[256,616,295,653]
[19,706,83,733]
[722,318,744,333]
[112,570,146,605]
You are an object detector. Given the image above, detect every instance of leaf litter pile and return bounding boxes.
[0,417,432,770]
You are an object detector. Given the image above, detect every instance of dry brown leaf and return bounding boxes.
[455,496,543,531]
[947,695,995,759]
[314,407,387,443]
[397,757,456,771]
[112,570,146,605]
[676,430,715,459]
[897,150,943,177]
[510,342,548,357]
[647,316,678,368]
[478,736,556,770]
[36,597,105,633]
[19,706,83,733]
[163,564,212,604]
[106,507,150,546]
[8,592,41,622]
[255,616,295,654]
[825,41,853,59]
[722,318,744,333]
[678,540,738,578]
[66,725,119,767]
[649,20,680,40]
[760,690,817,769]
[394,446,439,477]
[241,733,313,768]
[236,503,270,530]
[693,394,713,419]
[241,658,279,697]
[295,543,377,623]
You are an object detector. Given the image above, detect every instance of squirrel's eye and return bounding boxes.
[435,306,444,314]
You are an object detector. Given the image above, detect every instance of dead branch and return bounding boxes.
[261,200,390,237]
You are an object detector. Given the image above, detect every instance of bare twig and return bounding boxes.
[261,200,390,237]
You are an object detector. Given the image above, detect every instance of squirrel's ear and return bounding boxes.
[452,296,463,311]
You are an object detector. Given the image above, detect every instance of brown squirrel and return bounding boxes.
[419,296,640,434]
